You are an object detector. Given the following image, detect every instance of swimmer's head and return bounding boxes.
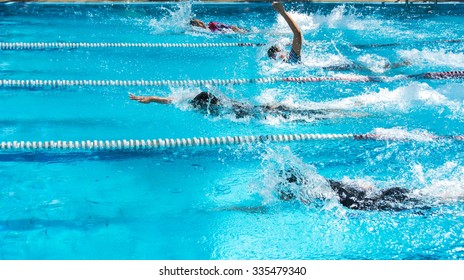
[190,91,221,110]
[190,18,207,29]
[267,45,287,60]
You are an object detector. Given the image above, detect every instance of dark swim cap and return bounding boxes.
[267,45,281,59]
[190,92,220,109]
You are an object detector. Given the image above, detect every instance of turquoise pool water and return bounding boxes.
[0,1,464,259]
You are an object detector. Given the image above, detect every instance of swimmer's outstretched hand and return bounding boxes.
[272,2,285,13]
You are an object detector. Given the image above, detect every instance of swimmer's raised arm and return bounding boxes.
[129,94,172,104]
[272,1,302,56]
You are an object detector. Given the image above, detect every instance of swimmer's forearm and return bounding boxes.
[273,2,302,54]
[145,96,172,104]
[279,11,301,36]
[129,94,172,104]
[273,2,301,35]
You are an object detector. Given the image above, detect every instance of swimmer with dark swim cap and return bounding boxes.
[129,91,218,107]
[213,166,463,214]
[129,92,361,121]
[279,167,430,211]
[267,3,411,71]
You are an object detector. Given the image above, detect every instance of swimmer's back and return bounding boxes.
[328,180,419,211]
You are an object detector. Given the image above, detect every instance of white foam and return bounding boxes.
[356,54,392,74]
[411,162,464,202]
[167,87,203,110]
[255,88,298,107]
[398,48,464,68]
[272,5,384,32]
[370,127,437,142]
[273,11,319,34]
[254,89,359,125]
[322,82,464,120]
[313,5,384,31]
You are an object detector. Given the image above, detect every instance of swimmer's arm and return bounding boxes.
[129,94,172,104]
[272,2,302,56]
[231,25,247,33]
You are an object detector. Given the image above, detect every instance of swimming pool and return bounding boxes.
[1,1,463,260]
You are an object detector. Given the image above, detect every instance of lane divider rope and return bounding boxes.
[1,71,463,88]
[0,42,265,50]
[1,133,462,151]
[3,38,461,50]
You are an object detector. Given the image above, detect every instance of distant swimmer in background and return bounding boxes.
[267,2,302,64]
[129,91,363,121]
[189,18,248,33]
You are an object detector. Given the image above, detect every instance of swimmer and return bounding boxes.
[280,169,420,211]
[190,18,247,34]
[267,2,302,64]
[278,167,462,211]
[129,92,361,121]
[267,3,410,71]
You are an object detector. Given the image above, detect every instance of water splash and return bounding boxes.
[259,145,464,214]
[356,54,392,74]
[411,162,464,202]
[148,1,194,34]
[398,48,464,68]
[273,10,319,34]
[271,5,385,33]
[260,147,338,209]
[313,5,386,31]
[369,127,440,142]
[167,86,203,107]
[322,82,464,120]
